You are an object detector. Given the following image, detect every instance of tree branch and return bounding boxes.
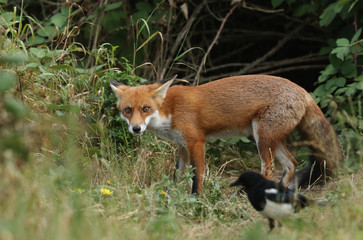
[236,24,305,75]
[159,1,204,81]
[194,3,239,85]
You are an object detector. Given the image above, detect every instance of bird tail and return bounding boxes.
[306,199,334,207]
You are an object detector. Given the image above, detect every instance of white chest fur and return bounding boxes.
[147,111,186,147]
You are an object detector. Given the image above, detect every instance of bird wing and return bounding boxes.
[264,188,308,212]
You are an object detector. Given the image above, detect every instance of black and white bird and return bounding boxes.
[230,171,310,230]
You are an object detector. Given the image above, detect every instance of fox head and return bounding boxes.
[110,75,176,136]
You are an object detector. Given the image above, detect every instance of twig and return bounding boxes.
[77,0,102,27]
[199,64,326,83]
[237,24,305,75]
[159,1,204,80]
[241,0,284,14]
[260,65,326,75]
[194,3,239,85]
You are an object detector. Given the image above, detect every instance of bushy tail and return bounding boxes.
[290,104,343,189]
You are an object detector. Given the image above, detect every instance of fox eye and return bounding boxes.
[124,108,132,114]
[142,107,150,113]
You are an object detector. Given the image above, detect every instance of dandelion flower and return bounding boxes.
[106,180,111,185]
[100,188,113,196]
[160,190,167,196]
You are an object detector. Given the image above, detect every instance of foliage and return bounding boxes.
[311,0,363,165]
[96,59,146,151]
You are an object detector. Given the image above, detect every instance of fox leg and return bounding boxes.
[256,142,276,180]
[174,145,189,182]
[252,120,277,179]
[187,139,206,195]
[275,143,297,187]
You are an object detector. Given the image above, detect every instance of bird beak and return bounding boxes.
[229,180,239,187]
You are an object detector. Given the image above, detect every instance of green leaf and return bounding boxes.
[336,38,350,46]
[135,2,152,12]
[355,75,363,82]
[175,47,205,61]
[29,47,47,59]
[50,13,68,28]
[4,96,29,119]
[293,4,318,17]
[351,28,362,43]
[345,84,357,96]
[319,4,335,27]
[313,85,327,96]
[340,61,356,78]
[331,46,350,60]
[18,63,38,71]
[104,2,123,11]
[0,0,8,3]
[0,52,28,65]
[326,77,346,90]
[48,64,76,72]
[239,136,251,143]
[329,54,342,69]
[37,25,54,38]
[0,71,16,91]
[271,0,285,8]
[353,81,363,90]
[335,77,346,87]
[46,103,80,114]
[0,12,13,25]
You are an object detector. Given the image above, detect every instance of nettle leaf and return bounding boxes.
[0,71,16,92]
[0,11,13,25]
[51,13,68,28]
[29,47,47,59]
[37,25,54,38]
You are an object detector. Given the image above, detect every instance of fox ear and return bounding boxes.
[110,79,125,100]
[154,75,177,99]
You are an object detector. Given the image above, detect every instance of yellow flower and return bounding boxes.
[160,190,167,196]
[77,188,85,193]
[100,188,113,196]
[106,180,111,185]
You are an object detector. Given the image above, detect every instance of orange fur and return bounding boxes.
[111,75,342,195]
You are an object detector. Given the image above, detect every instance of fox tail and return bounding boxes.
[289,103,342,189]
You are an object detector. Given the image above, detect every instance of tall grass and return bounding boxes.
[1,3,363,240]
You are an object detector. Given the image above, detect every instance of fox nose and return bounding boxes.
[132,126,141,134]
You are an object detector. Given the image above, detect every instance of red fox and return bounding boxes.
[110,75,342,195]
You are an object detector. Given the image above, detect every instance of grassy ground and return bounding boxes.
[1,121,363,240]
